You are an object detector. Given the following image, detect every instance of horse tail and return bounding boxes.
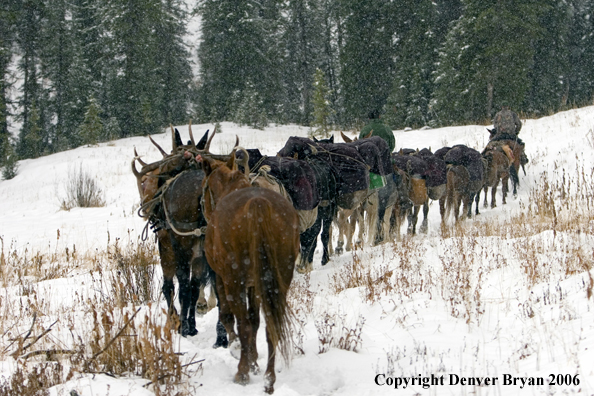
[246,197,294,362]
[509,164,520,189]
[444,167,456,221]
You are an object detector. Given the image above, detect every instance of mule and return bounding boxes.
[132,126,227,345]
[200,153,299,394]
[482,144,511,208]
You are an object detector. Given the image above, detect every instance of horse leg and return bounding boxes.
[407,206,419,234]
[502,174,509,205]
[158,238,179,322]
[474,191,480,215]
[420,199,429,234]
[334,210,345,255]
[264,327,277,394]
[233,302,252,385]
[491,180,498,208]
[247,287,260,375]
[320,204,335,266]
[483,185,489,208]
[176,261,193,337]
[297,214,322,273]
[215,274,236,348]
[197,285,208,315]
[210,269,229,349]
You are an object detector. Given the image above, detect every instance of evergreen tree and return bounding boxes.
[339,0,396,125]
[79,96,103,145]
[101,0,162,137]
[41,0,74,152]
[281,0,324,125]
[196,0,283,123]
[432,0,546,125]
[16,0,47,159]
[567,0,594,106]
[0,0,17,164]
[20,100,42,158]
[312,68,333,137]
[1,137,18,180]
[154,0,192,125]
[384,0,438,129]
[525,0,571,115]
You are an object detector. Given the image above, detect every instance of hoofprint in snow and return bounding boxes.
[0,107,593,395]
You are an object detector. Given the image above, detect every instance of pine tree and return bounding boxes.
[312,68,333,137]
[525,0,571,115]
[79,96,103,145]
[281,0,325,125]
[41,0,74,152]
[196,0,283,123]
[1,137,18,180]
[384,0,438,129]
[432,0,546,124]
[20,100,42,158]
[339,0,396,125]
[0,0,17,163]
[154,0,192,125]
[16,0,47,159]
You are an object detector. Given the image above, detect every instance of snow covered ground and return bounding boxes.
[1,107,594,395]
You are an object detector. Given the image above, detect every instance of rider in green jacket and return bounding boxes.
[359,110,395,153]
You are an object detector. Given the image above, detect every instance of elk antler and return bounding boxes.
[203,124,217,153]
[134,148,148,167]
[188,119,196,147]
[149,136,168,157]
[170,124,178,152]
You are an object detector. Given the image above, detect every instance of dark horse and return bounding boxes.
[200,153,299,394]
[132,126,227,346]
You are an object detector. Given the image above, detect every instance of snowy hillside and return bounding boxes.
[1,107,594,395]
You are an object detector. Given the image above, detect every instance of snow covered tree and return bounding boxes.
[432,0,546,124]
[339,0,396,125]
[79,96,103,145]
[384,0,438,129]
[312,68,333,137]
[196,0,283,123]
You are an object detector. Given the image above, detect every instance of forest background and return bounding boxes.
[1,0,593,170]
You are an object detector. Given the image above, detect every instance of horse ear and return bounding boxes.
[174,128,183,147]
[201,156,215,176]
[363,130,373,139]
[313,136,319,142]
[341,131,352,143]
[196,129,209,150]
[329,135,334,143]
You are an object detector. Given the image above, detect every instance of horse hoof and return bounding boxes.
[264,385,274,394]
[213,335,229,349]
[250,363,260,375]
[234,372,250,386]
[335,247,343,255]
[187,327,198,337]
[196,303,208,316]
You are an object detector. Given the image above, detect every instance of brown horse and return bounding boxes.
[200,153,299,394]
[482,145,511,208]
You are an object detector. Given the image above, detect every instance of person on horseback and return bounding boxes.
[359,109,396,152]
[491,105,522,140]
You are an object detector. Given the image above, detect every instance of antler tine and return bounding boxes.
[204,125,217,153]
[170,124,178,151]
[134,147,148,167]
[233,135,239,149]
[188,119,196,147]
[149,135,168,157]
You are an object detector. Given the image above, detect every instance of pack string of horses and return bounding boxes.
[131,121,527,393]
